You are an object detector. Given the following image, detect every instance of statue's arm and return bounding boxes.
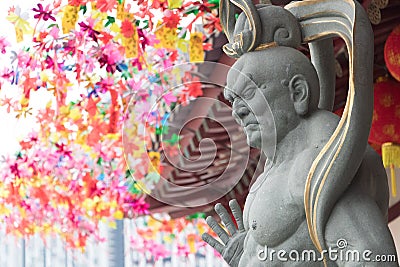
[324,189,398,266]
[202,199,247,267]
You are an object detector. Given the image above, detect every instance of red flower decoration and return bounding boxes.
[120,19,135,38]
[96,0,117,13]
[163,10,181,28]
[68,0,87,6]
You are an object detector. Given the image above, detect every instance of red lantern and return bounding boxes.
[369,78,400,196]
[369,78,400,147]
[384,25,400,82]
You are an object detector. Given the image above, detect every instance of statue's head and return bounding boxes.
[224,47,320,148]
[221,0,316,149]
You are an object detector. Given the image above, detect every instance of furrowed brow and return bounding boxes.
[231,73,254,97]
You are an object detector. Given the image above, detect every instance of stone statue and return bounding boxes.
[202,0,398,266]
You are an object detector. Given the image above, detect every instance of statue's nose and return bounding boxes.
[232,100,250,120]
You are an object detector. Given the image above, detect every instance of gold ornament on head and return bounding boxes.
[220,0,302,58]
[219,0,262,58]
[254,41,278,51]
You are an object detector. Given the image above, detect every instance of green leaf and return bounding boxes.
[181,30,187,39]
[122,71,132,80]
[128,181,142,194]
[186,212,206,220]
[105,16,116,27]
[47,24,59,29]
[207,0,219,8]
[80,5,87,15]
[15,151,23,159]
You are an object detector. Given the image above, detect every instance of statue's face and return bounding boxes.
[224,52,299,153]
[224,64,277,150]
[224,48,318,157]
[224,80,261,148]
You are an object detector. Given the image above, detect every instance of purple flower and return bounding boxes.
[78,22,100,42]
[32,4,56,22]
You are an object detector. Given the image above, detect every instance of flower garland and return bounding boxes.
[0,0,221,251]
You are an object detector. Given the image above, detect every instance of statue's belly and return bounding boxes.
[239,229,321,267]
[240,168,319,266]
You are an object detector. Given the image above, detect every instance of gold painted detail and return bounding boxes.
[255,42,278,51]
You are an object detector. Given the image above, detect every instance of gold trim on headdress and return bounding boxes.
[286,1,374,265]
[254,41,278,51]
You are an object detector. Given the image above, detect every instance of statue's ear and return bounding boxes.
[288,74,310,116]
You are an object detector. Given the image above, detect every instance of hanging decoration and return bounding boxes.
[0,0,221,252]
[189,32,205,62]
[128,212,222,263]
[382,143,400,196]
[385,24,400,82]
[369,77,400,196]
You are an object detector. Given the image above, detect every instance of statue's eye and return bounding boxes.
[242,87,255,99]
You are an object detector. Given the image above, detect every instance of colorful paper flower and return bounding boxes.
[0,0,221,256]
[32,3,56,22]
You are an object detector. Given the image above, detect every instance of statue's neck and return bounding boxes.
[269,120,307,165]
[264,110,339,165]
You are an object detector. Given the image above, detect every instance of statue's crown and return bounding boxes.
[220,2,302,58]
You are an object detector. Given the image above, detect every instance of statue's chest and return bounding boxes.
[243,170,304,248]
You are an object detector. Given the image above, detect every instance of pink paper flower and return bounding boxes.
[162,91,177,105]
[0,37,10,54]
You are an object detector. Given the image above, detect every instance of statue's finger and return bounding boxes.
[215,203,237,235]
[202,233,224,253]
[229,199,245,232]
[206,216,230,245]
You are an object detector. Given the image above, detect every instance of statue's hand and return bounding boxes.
[202,199,247,267]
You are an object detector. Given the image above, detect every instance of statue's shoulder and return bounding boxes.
[286,111,340,202]
[307,110,340,144]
